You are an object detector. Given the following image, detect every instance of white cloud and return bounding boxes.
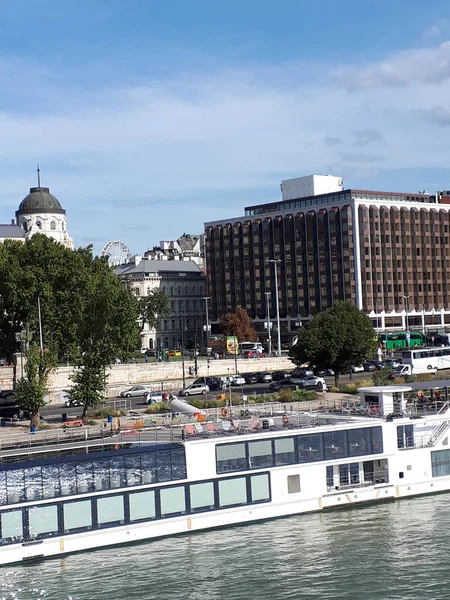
[337,41,450,91]
[1,41,450,250]
[424,25,441,38]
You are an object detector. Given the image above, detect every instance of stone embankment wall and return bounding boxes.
[0,356,296,403]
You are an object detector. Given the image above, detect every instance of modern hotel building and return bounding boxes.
[204,175,450,342]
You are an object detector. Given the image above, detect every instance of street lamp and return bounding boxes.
[264,292,272,356]
[180,315,186,388]
[203,296,211,349]
[403,295,410,347]
[269,259,282,357]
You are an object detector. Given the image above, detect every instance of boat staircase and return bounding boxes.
[425,420,450,447]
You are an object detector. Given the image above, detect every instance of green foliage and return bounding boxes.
[372,367,393,386]
[14,344,53,425]
[67,364,107,417]
[289,301,378,384]
[145,402,171,414]
[93,408,126,418]
[137,290,170,338]
[291,389,317,402]
[220,307,256,342]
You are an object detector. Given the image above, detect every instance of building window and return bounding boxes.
[50,221,56,231]
[36,221,42,229]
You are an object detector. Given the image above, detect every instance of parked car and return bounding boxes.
[243,373,258,385]
[298,376,326,389]
[119,385,151,398]
[0,390,15,401]
[271,370,292,381]
[385,359,402,369]
[291,367,314,379]
[178,383,210,397]
[351,365,365,373]
[145,391,176,404]
[167,349,182,357]
[64,398,83,407]
[255,372,273,383]
[0,403,29,420]
[230,375,246,386]
[374,361,387,370]
[269,379,298,392]
[193,377,224,391]
[313,367,335,377]
[363,362,377,372]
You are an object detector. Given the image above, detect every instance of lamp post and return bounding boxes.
[203,296,211,350]
[264,292,272,356]
[403,295,410,347]
[180,315,186,388]
[269,259,282,357]
[227,367,232,416]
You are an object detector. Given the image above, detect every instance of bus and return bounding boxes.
[400,347,450,374]
[379,332,424,350]
[238,342,264,357]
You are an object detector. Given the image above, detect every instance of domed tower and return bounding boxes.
[15,167,74,249]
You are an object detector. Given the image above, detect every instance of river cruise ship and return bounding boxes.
[1,385,450,565]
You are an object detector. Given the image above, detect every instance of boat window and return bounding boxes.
[297,433,324,462]
[216,443,247,473]
[60,463,77,496]
[156,453,172,482]
[75,463,94,494]
[6,469,25,504]
[274,437,296,466]
[371,427,383,453]
[323,431,348,460]
[287,474,301,494]
[126,455,143,487]
[25,466,43,501]
[140,452,156,484]
[129,490,156,522]
[326,466,334,489]
[93,460,110,492]
[339,464,350,486]
[42,464,60,498]
[110,456,127,489]
[0,509,23,543]
[348,428,371,457]
[97,495,125,527]
[190,482,215,512]
[28,504,59,538]
[170,448,187,480]
[248,440,274,469]
[218,477,247,507]
[63,499,93,533]
[0,471,5,505]
[397,425,414,449]
[160,486,186,517]
[431,450,450,477]
[250,474,270,502]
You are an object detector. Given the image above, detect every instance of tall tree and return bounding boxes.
[137,289,170,342]
[0,235,139,423]
[289,301,378,385]
[220,307,256,342]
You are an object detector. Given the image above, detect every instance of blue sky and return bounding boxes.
[1,0,450,252]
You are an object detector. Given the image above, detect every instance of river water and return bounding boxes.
[1,493,449,600]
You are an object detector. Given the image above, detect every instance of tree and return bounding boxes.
[14,344,54,428]
[66,253,139,416]
[0,235,139,423]
[220,307,256,342]
[289,301,378,385]
[137,290,170,341]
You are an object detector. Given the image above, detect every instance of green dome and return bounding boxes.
[16,187,65,215]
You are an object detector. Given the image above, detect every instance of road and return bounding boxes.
[39,370,378,420]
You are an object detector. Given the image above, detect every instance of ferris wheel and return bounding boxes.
[100,240,132,267]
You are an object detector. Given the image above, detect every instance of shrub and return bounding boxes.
[372,367,393,386]
[277,389,294,403]
[94,407,126,418]
[292,389,317,402]
[340,384,359,395]
[146,402,171,414]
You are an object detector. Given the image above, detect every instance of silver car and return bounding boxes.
[179,383,210,397]
[120,385,151,398]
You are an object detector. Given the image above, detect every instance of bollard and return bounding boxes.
[30,426,36,434]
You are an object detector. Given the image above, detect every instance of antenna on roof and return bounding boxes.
[37,164,41,187]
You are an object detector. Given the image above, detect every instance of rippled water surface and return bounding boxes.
[2,494,450,600]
